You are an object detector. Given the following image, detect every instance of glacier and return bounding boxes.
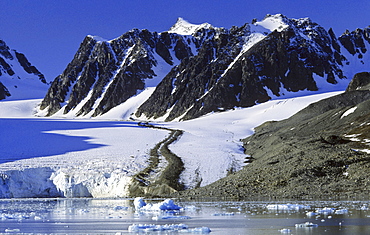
[0,91,341,198]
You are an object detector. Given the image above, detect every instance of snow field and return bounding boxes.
[164,91,343,188]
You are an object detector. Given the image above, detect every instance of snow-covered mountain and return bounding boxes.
[39,14,370,121]
[0,39,47,100]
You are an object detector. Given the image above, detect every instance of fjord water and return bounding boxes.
[0,198,369,234]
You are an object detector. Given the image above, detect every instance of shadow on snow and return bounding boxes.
[0,118,145,164]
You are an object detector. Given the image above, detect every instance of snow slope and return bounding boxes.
[0,90,341,198]
[0,45,48,101]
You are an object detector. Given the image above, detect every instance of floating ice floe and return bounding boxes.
[360,204,369,210]
[306,207,349,218]
[334,209,349,215]
[114,206,128,211]
[306,211,317,217]
[128,223,211,233]
[4,228,20,233]
[279,228,292,233]
[0,212,43,221]
[266,204,310,211]
[295,222,318,228]
[128,223,188,232]
[134,198,183,211]
[211,212,235,216]
[316,207,336,215]
[152,215,191,220]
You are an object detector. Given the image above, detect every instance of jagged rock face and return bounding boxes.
[136,16,346,121]
[41,14,370,120]
[0,39,46,100]
[0,82,10,100]
[40,28,199,116]
[339,27,370,57]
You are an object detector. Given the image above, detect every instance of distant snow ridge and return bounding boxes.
[0,39,47,100]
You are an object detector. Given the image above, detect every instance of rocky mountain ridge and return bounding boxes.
[39,14,370,120]
[0,39,46,100]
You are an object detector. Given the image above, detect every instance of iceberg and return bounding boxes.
[266,204,310,211]
[134,198,182,211]
[295,222,318,228]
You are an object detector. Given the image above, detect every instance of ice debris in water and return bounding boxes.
[114,206,128,211]
[152,215,191,220]
[0,212,43,221]
[134,197,182,211]
[306,207,349,217]
[5,229,21,233]
[295,222,318,228]
[316,207,336,215]
[128,224,211,233]
[279,228,292,233]
[266,204,310,211]
[360,204,369,210]
[211,212,234,216]
[334,209,349,215]
[306,211,317,217]
[128,223,188,232]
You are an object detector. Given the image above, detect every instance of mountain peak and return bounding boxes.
[167,17,213,35]
[87,35,107,42]
[254,14,290,32]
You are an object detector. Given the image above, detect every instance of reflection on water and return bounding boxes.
[0,198,368,234]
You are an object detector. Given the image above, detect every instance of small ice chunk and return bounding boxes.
[316,207,336,215]
[267,204,309,211]
[306,212,317,217]
[5,228,21,232]
[134,197,147,210]
[179,226,212,233]
[360,204,369,210]
[279,228,292,233]
[114,206,128,211]
[334,209,348,215]
[211,212,234,216]
[295,222,318,228]
[128,223,188,232]
[134,198,182,211]
[152,215,191,220]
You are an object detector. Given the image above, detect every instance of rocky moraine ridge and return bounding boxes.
[39,14,370,120]
[175,72,370,199]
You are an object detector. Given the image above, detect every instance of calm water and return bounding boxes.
[0,198,368,234]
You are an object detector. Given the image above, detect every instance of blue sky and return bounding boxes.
[1,0,369,82]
